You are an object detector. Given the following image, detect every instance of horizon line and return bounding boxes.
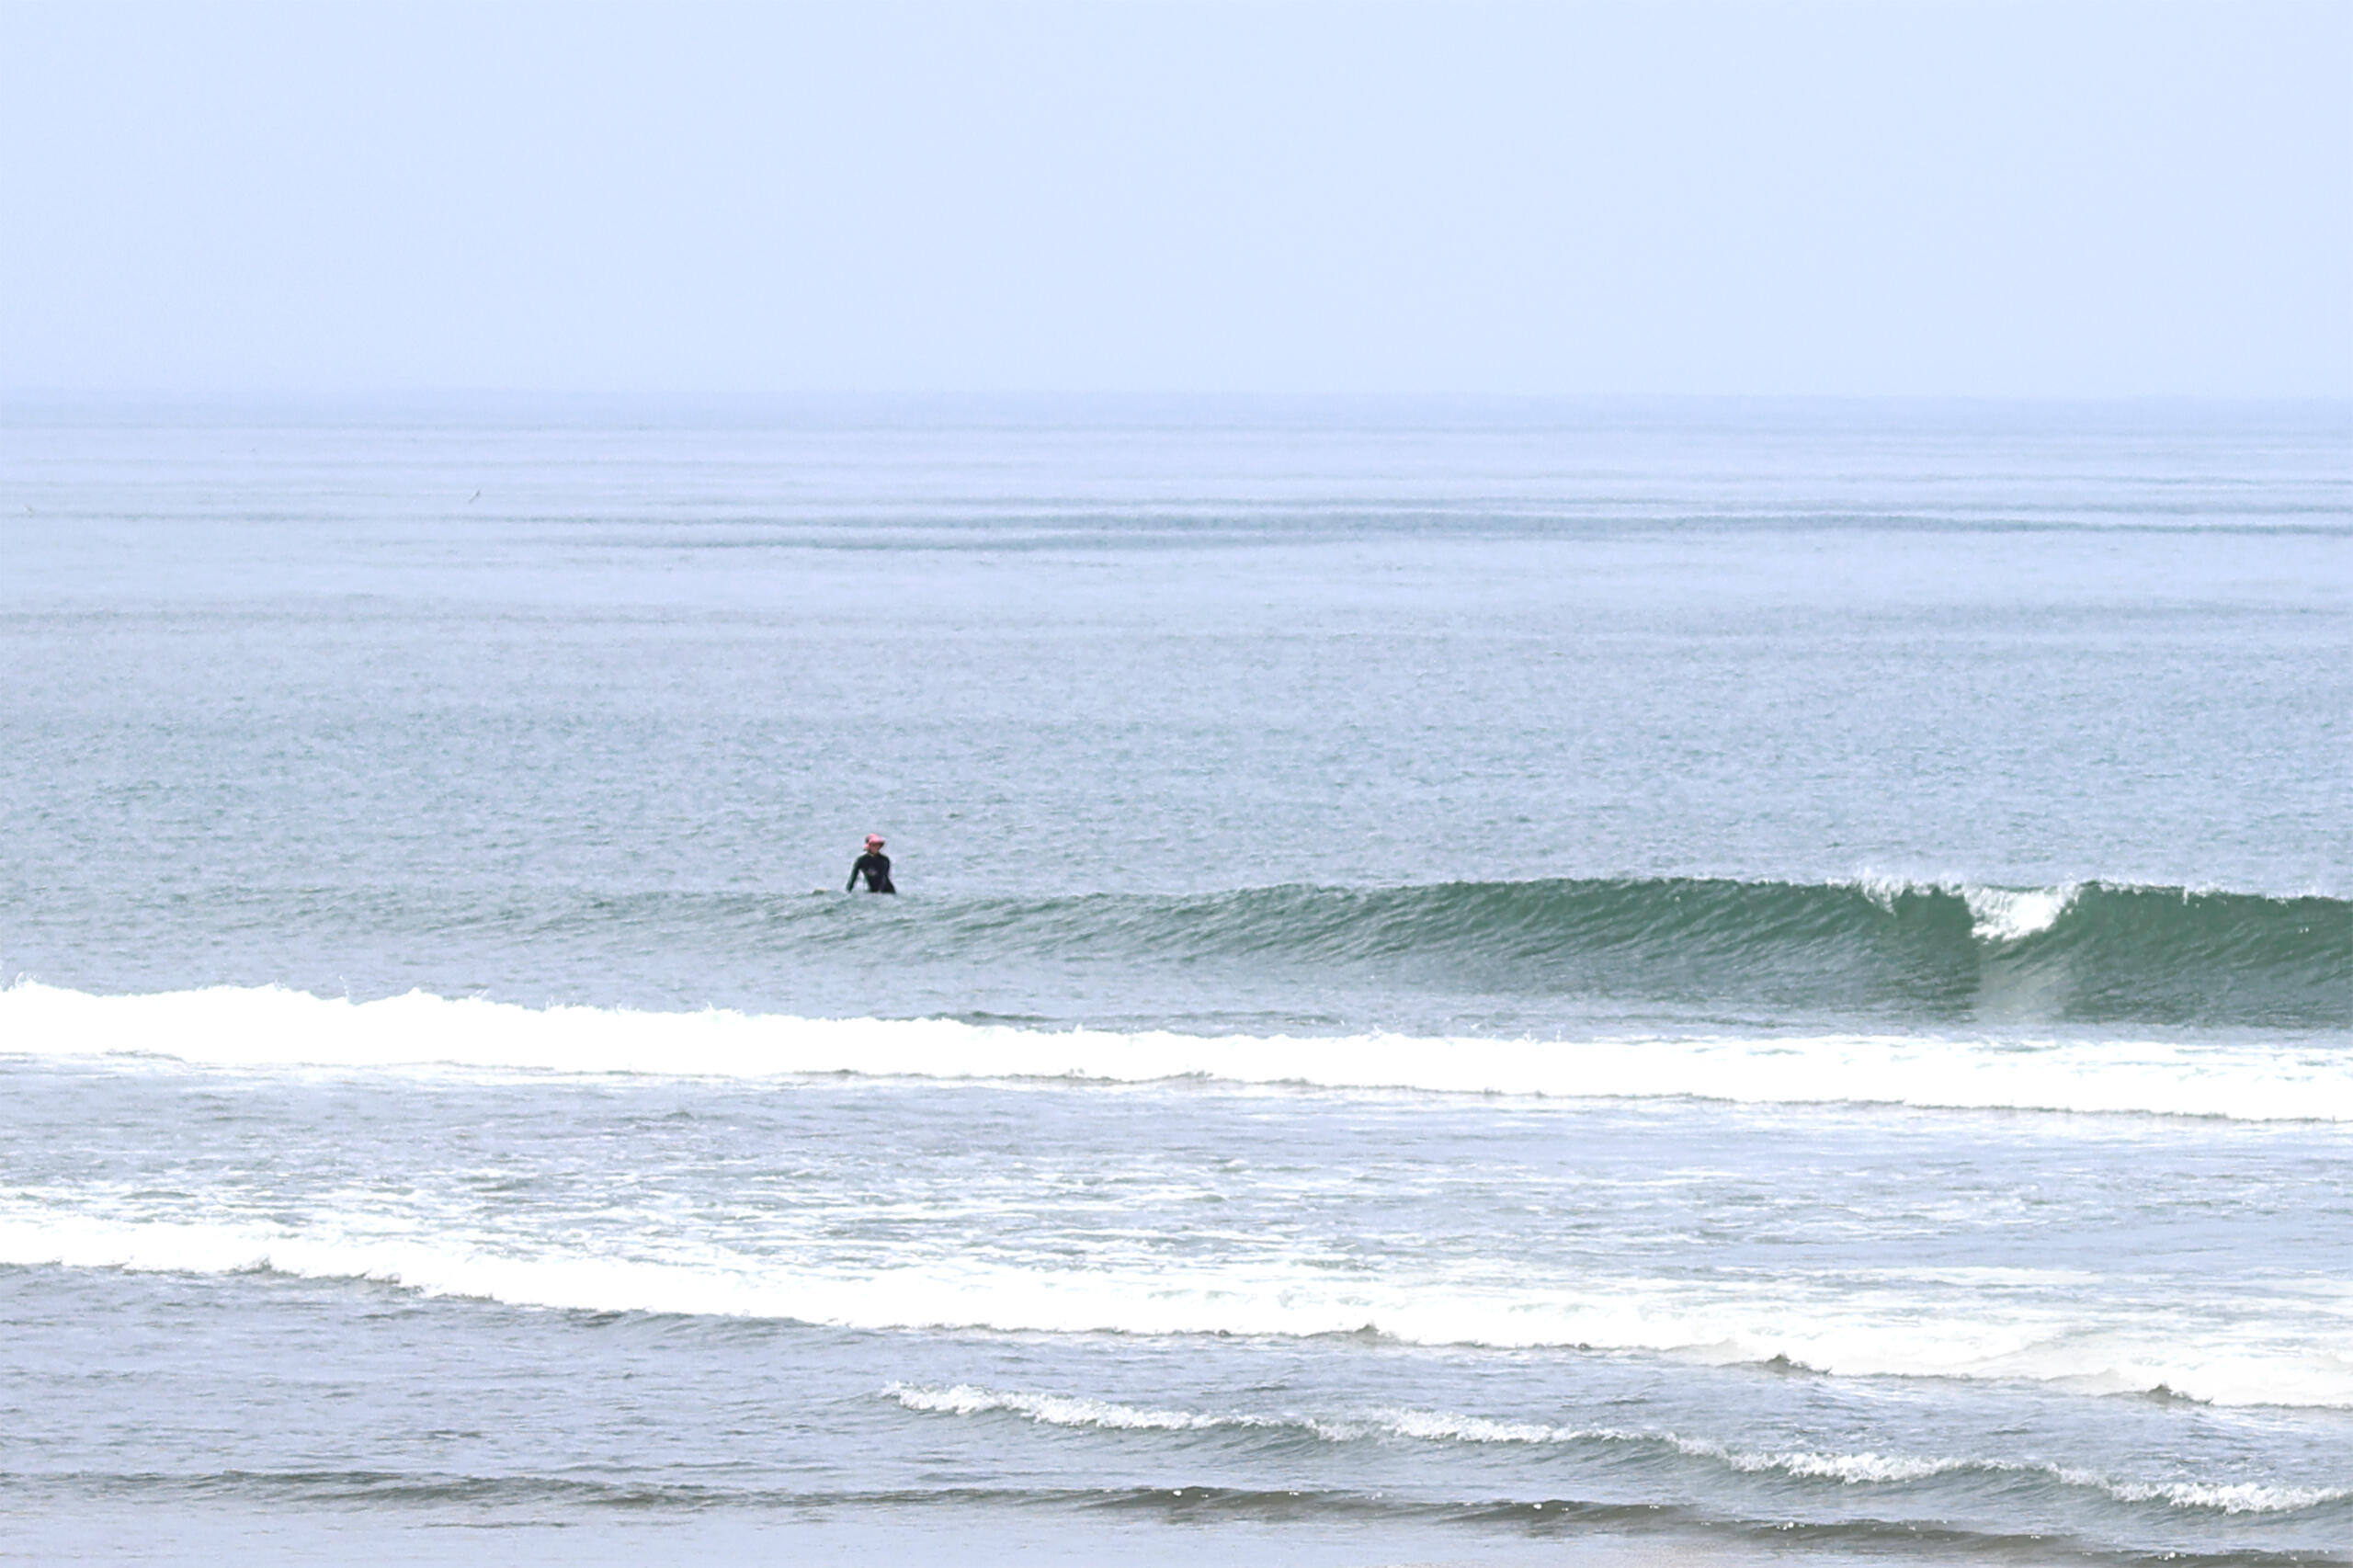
[7,388,2350,419]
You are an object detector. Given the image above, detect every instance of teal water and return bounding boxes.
[0,399,2347,1564]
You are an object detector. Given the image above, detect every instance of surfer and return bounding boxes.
[847,835,896,893]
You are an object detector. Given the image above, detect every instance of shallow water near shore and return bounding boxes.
[2,398,2347,1563]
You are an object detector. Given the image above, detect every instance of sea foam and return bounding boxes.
[2,981,2347,1122]
[4,1208,2347,1409]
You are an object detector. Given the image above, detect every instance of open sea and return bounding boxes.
[1,397,2347,1566]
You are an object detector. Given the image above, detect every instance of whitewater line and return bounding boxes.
[1,983,2347,1122]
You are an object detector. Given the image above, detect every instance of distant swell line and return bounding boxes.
[882,1383,2351,1516]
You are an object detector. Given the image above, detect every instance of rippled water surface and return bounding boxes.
[1,399,2347,1564]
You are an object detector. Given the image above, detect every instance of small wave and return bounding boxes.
[3,982,2347,1122]
[2090,1476,2349,1515]
[883,1384,2347,1514]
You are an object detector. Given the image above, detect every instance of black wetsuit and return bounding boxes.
[847,851,895,893]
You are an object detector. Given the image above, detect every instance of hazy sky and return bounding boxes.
[3,1,2347,397]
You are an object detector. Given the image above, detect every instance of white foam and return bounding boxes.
[1960,884,2079,942]
[885,1382,1257,1433]
[1370,1408,1570,1445]
[882,1384,2348,1511]
[2104,1479,2347,1514]
[1846,876,2083,941]
[884,1383,1381,1442]
[5,1210,2347,1409]
[1716,1443,1971,1483]
[2,982,2346,1122]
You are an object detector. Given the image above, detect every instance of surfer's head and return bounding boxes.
[865,835,885,850]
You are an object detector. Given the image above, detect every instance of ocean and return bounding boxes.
[1,397,2347,1565]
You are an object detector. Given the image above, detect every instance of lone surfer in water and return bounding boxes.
[847,835,896,893]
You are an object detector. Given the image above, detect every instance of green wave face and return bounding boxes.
[880,879,2352,1030]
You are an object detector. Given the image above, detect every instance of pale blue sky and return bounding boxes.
[3,1,2347,396]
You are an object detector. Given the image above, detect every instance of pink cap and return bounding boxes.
[865,835,885,847]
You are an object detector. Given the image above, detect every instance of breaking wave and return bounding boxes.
[546,874,2342,1026]
[896,875,2345,1027]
